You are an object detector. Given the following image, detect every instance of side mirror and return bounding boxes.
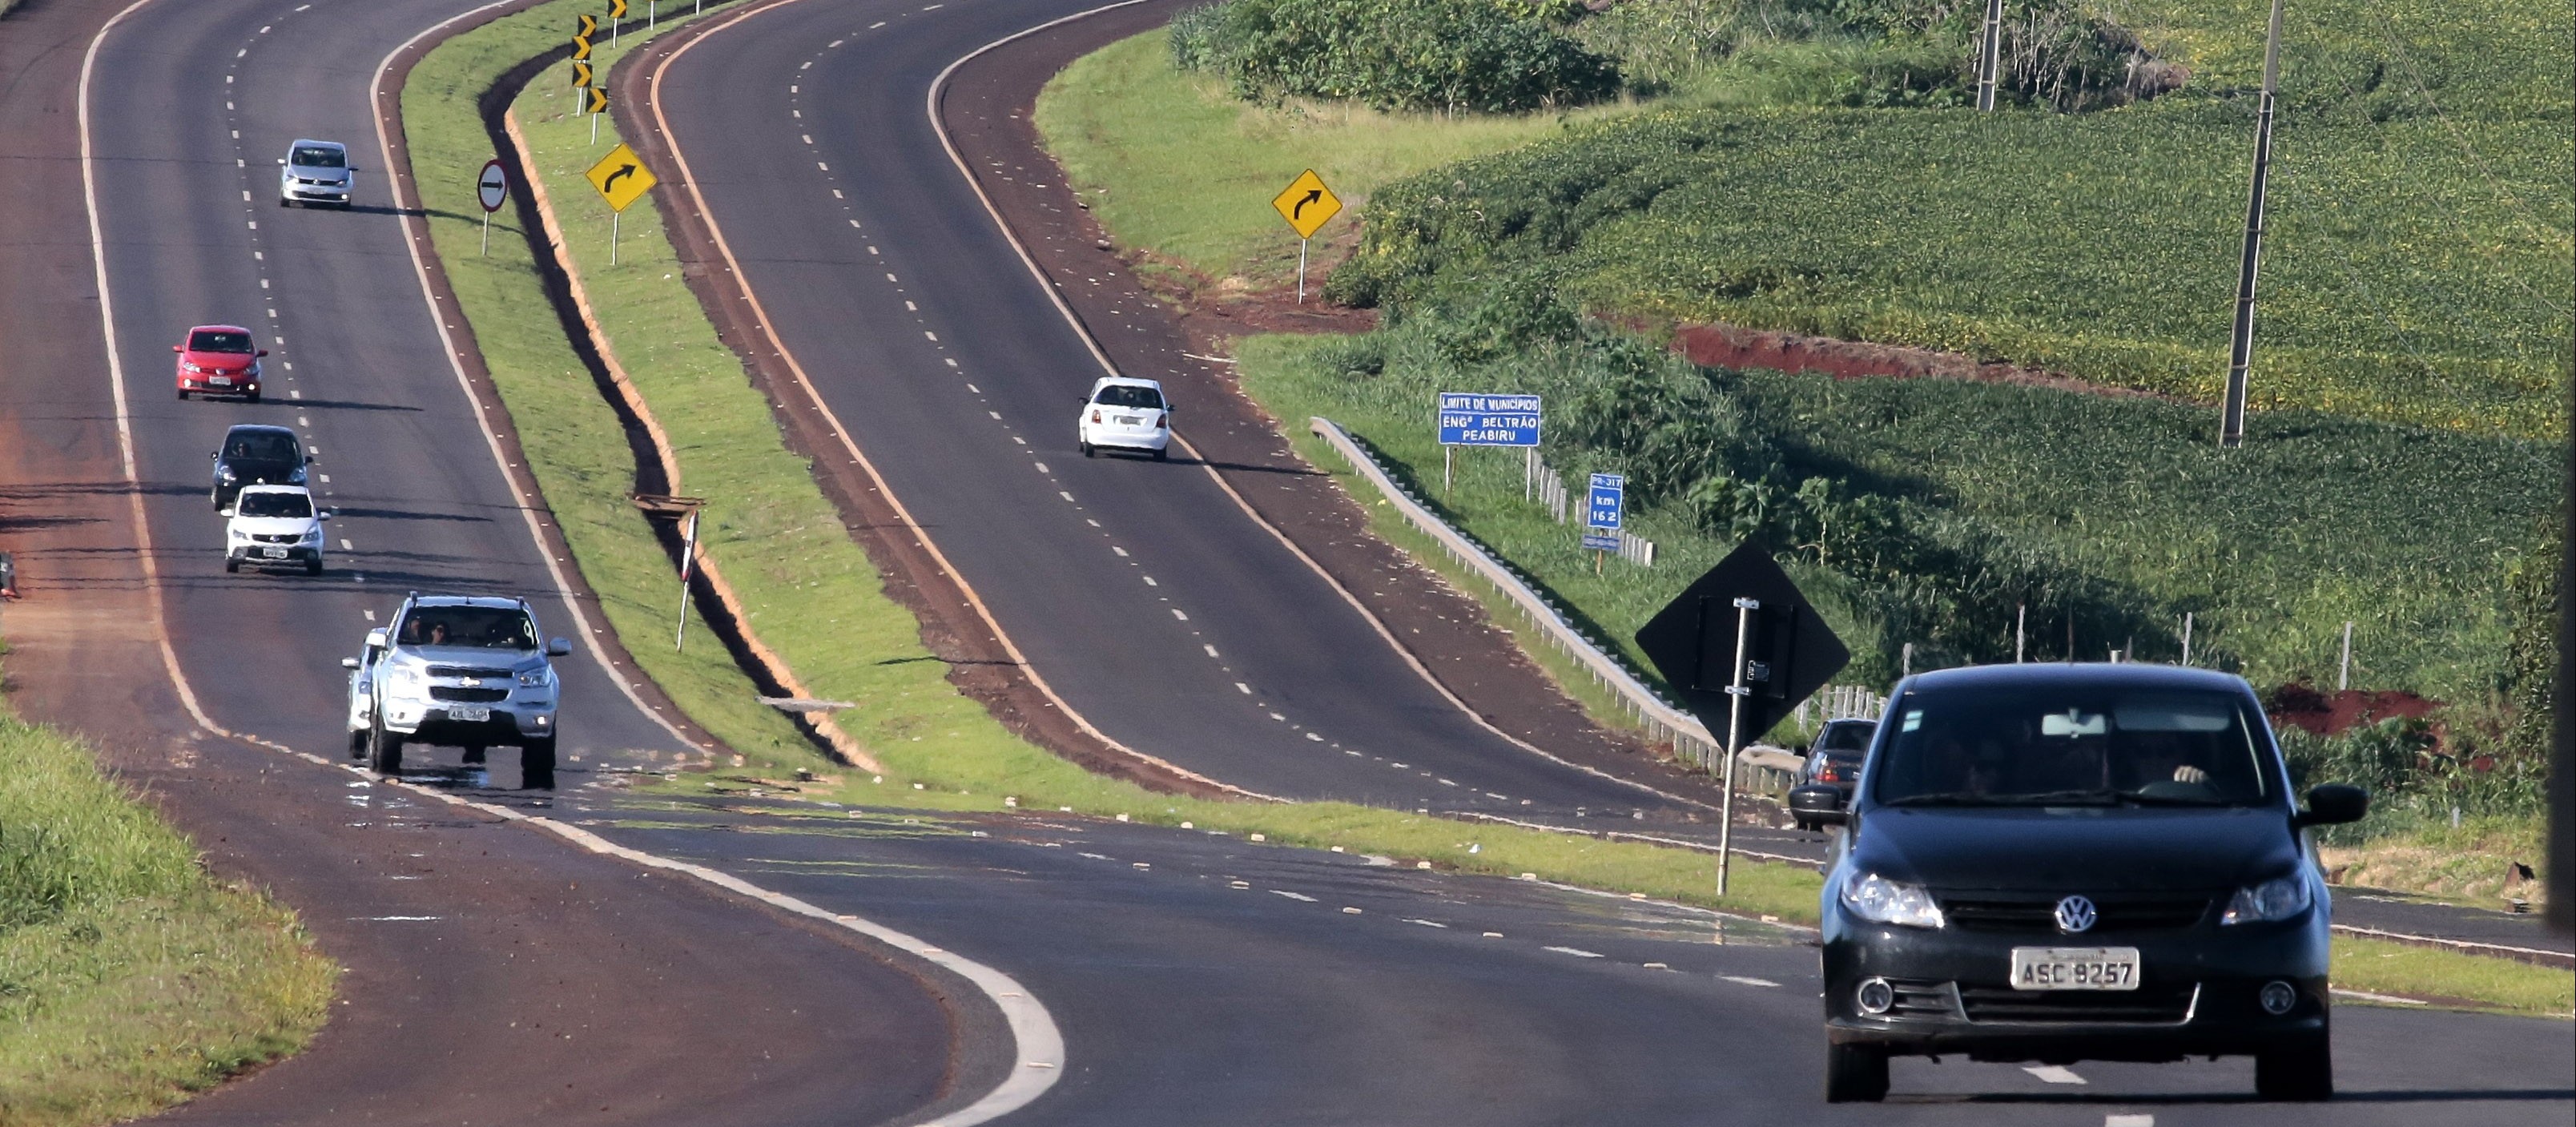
[546,638,572,657]
[173,344,185,352]
[304,454,316,464]
[316,511,332,521]
[341,657,361,670]
[218,507,235,517]
[256,349,269,357]
[2293,783,2369,827]
[364,628,388,650]
[276,157,287,164]
[210,451,220,459]
[1788,783,1848,826]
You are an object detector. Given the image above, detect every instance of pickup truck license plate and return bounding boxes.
[2010,947,2140,990]
[260,547,288,559]
[448,706,492,722]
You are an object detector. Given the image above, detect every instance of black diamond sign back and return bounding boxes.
[1635,541,1849,747]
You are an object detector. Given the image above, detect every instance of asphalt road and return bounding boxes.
[646,0,1696,819]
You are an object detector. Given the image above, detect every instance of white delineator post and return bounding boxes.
[1716,596,1757,897]
[675,507,699,651]
[1296,236,1309,304]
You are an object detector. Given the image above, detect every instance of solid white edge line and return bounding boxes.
[369,0,700,752]
[649,0,1275,806]
[85,9,1065,1127]
[921,2,1698,812]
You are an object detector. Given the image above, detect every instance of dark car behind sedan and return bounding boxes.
[1791,663,2367,1104]
[210,424,308,509]
[1794,718,1876,830]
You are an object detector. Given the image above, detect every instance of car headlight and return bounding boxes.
[2221,873,2312,925]
[516,667,551,688]
[1839,871,1946,929]
[289,466,307,483]
[384,664,427,696]
[299,527,322,543]
[220,468,237,482]
[227,527,249,541]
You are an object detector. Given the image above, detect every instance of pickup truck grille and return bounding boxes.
[429,666,513,679]
[429,686,509,703]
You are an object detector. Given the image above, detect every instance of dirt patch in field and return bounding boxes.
[2266,680,2445,739]
[1667,320,2172,398]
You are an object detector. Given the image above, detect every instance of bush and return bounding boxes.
[1171,0,1622,113]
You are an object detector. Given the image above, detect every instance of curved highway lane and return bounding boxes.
[644,0,1696,819]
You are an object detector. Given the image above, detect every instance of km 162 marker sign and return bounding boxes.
[1583,473,1624,553]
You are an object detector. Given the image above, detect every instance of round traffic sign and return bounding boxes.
[477,159,508,213]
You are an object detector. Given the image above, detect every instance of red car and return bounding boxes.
[173,325,266,401]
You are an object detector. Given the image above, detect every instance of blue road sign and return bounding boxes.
[1586,473,1624,531]
[1437,392,1541,447]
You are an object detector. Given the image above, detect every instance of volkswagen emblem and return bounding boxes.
[2055,895,2099,934]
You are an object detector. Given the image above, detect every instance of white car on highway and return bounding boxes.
[278,139,354,207]
[223,485,329,575]
[1077,376,1171,460]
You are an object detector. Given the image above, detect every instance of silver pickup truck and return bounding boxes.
[344,593,569,787]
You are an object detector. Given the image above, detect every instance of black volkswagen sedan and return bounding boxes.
[1792,663,2367,1103]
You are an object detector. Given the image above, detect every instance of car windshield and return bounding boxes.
[1872,684,2272,807]
[235,491,311,518]
[1817,722,1875,753]
[224,433,297,461]
[398,606,538,650]
[291,146,345,168]
[1093,384,1164,409]
[191,330,255,353]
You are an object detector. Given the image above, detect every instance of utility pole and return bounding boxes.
[2220,0,2286,449]
[1975,0,2006,111]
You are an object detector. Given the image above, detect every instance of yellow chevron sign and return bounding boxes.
[585,86,609,115]
[573,60,594,88]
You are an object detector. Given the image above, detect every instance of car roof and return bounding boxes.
[288,139,344,151]
[407,594,526,610]
[221,423,297,438]
[1090,376,1163,391]
[232,484,311,497]
[187,324,254,335]
[1901,662,2253,696]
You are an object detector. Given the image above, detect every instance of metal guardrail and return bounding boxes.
[1310,417,1737,770]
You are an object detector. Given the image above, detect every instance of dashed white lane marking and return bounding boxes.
[2025,1065,2087,1085]
[339,539,352,550]
[799,59,812,68]
[1234,682,1250,694]
[1719,976,1779,988]
[1059,491,1076,502]
[870,19,885,26]
[1110,545,1127,556]
[1407,918,1446,928]
[1141,575,1157,586]
[1201,644,1217,658]
[361,609,375,621]
[801,134,812,143]
[827,38,843,46]
[360,915,441,921]
[1270,890,1316,903]
[1169,608,1188,621]
[1544,946,1604,959]
[924,330,938,341]
[2105,1117,2154,1127]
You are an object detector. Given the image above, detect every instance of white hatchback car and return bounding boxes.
[1076,376,1171,460]
[223,484,329,575]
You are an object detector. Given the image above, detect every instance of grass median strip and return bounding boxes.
[0,670,335,1125]
[402,0,1828,924]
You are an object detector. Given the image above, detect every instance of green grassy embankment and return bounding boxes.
[399,0,1828,924]
[0,662,335,1124]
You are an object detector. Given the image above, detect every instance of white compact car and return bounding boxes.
[278,139,354,207]
[1077,376,1172,460]
[223,485,328,575]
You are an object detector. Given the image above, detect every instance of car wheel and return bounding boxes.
[278,197,289,207]
[368,715,404,775]
[176,388,189,400]
[223,556,239,574]
[521,737,557,790]
[1080,441,1093,457]
[1153,446,1169,462]
[461,746,485,765]
[1824,1041,1889,1103]
[347,728,368,759]
[2255,1031,2332,1101]
[244,390,260,403]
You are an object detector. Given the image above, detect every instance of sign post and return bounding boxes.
[1583,473,1624,574]
[1270,169,1342,304]
[585,143,658,265]
[630,493,706,651]
[1634,543,1851,896]
[476,159,509,256]
[1435,392,1540,497]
